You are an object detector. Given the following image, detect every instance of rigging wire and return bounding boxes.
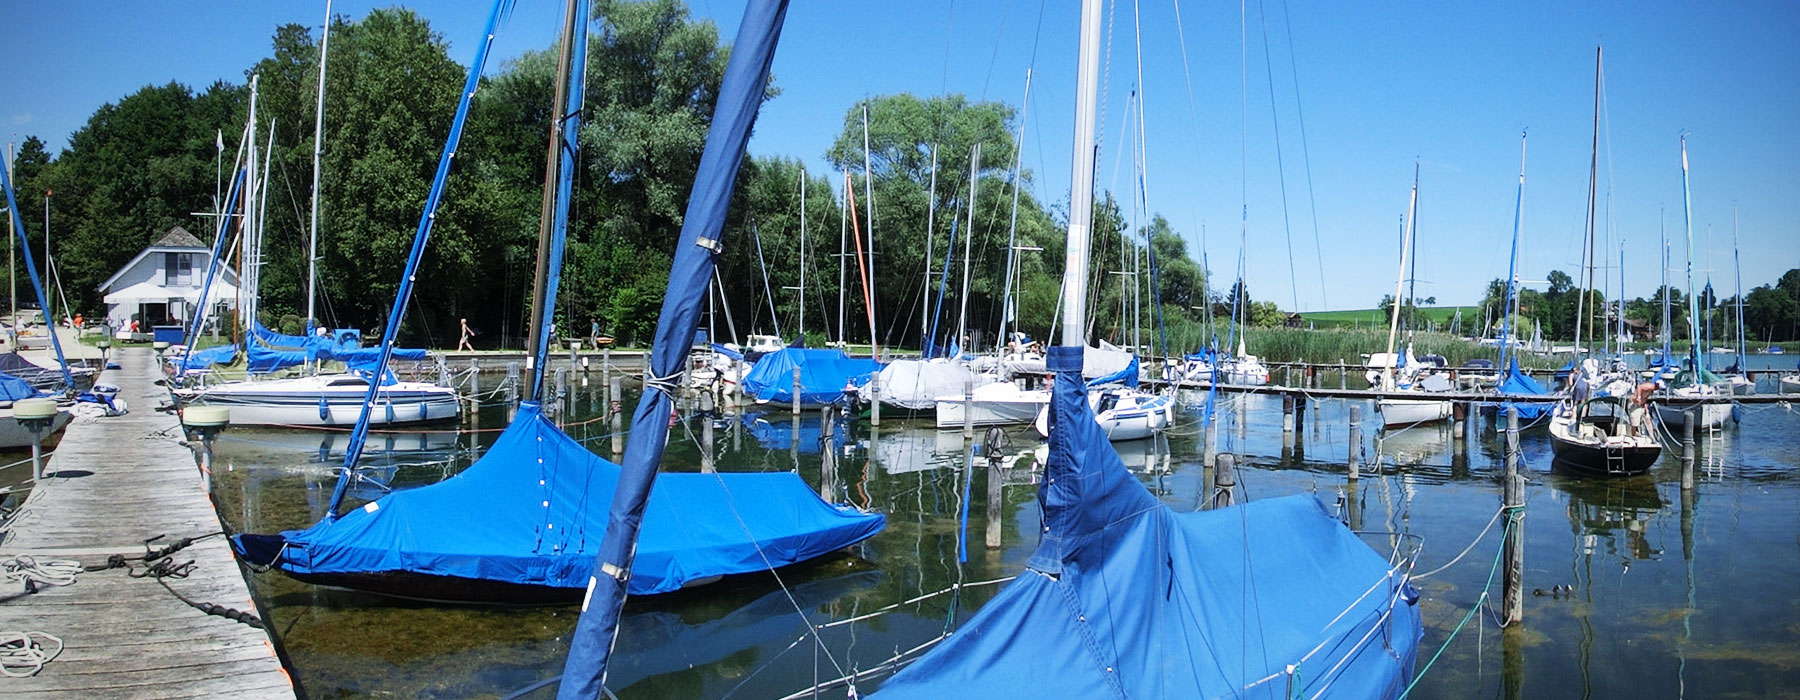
[1277,0,1329,311]
[1256,0,1301,313]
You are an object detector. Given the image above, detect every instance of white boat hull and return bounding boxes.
[1783,375,1800,394]
[935,382,1050,428]
[1377,397,1453,428]
[175,375,461,427]
[1653,402,1733,429]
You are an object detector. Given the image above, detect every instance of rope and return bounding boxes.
[1394,509,1516,699]
[2,556,81,590]
[0,631,62,677]
[1413,505,1508,579]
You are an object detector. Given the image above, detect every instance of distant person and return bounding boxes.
[1568,365,1590,419]
[458,318,475,352]
[1628,379,1662,434]
[590,318,600,346]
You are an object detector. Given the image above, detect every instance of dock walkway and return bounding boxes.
[0,347,295,699]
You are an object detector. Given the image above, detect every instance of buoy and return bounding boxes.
[152,341,171,352]
[183,405,231,428]
[13,398,59,420]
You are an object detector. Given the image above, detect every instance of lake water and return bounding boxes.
[203,373,1800,699]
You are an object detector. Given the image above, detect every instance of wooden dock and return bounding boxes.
[0,347,296,699]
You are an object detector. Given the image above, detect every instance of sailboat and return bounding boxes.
[169,23,460,428]
[1374,164,1453,428]
[1547,48,1661,476]
[1478,133,1556,421]
[233,0,882,603]
[1650,136,1733,430]
[0,146,77,447]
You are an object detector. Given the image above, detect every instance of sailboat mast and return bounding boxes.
[1060,0,1102,347]
[1680,136,1700,373]
[861,104,879,359]
[798,170,806,342]
[525,0,582,401]
[1383,163,1419,388]
[306,0,331,329]
[1733,205,1745,369]
[241,76,259,337]
[837,172,847,346]
[922,144,937,352]
[1499,132,1527,373]
[1576,45,1601,357]
[1000,70,1031,353]
[957,144,979,352]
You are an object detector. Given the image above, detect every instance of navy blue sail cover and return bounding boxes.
[742,347,882,405]
[234,402,882,595]
[1480,356,1553,419]
[871,346,1421,699]
[0,372,42,402]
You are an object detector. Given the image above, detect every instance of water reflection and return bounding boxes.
[196,379,1800,699]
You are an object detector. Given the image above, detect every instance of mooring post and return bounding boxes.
[1452,402,1467,440]
[699,390,716,473]
[1347,404,1362,480]
[1339,359,1347,390]
[602,347,612,385]
[505,361,520,403]
[819,405,837,500]
[870,372,881,427]
[1682,407,1697,489]
[791,367,802,416]
[985,429,1005,549]
[1282,393,1296,437]
[609,375,624,457]
[1503,405,1524,624]
[962,377,975,440]
[1213,453,1237,509]
[1203,410,1217,467]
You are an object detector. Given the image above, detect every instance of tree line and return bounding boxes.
[1474,267,1800,345]
[5,0,1294,353]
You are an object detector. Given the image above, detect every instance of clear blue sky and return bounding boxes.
[3,0,1795,314]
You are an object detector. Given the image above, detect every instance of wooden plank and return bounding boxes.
[0,347,295,699]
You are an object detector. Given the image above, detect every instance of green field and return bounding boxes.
[1296,306,1480,331]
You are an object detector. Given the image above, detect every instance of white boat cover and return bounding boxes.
[861,359,976,410]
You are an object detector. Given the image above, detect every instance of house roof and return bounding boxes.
[96,226,234,293]
[153,226,205,248]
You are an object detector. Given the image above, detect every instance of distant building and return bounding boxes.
[95,226,238,338]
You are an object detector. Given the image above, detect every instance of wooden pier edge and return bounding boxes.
[0,347,298,699]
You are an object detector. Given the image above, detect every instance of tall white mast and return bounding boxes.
[797,170,806,341]
[241,75,260,335]
[306,0,332,329]
[1000,70,1031,352]
[922,144,937,351]
[861,105,879,358]
[1061,0,1103,347]
[957,144,979,352]
[1382,163,1420,389]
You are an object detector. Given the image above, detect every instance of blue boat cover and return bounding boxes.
[1083,355,1139,389]
[0,372,41,402]
[741,347,882,405]
[1481,356,1554,419]
[172,344,239,372]
[237,402,882,595]
[245,340,311,374]
[871,345,1420,699]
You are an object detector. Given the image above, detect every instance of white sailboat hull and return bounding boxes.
[935,382,1050,428]
[175,375,461,427]
[0,409,72,449]
[1377,396,1453,428]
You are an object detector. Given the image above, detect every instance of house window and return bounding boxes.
[165,252,194,286]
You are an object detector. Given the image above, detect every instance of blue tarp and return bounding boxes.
[1480,356,1554,419]
[871,345,1421,699]
[0,372,40,402]
[1083,355,1140,389]
[741,347,882,405]
[172,344,239,372]
[245,340,311,374]
[234,402,882,595]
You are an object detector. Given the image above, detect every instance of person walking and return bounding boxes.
[458,318,475,351]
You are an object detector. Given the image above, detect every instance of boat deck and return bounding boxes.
[0,347,296,699]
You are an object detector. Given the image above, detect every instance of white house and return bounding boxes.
[96,226,238,340]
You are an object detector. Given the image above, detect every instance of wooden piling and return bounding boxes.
[1452,402,1467,440]
[1213,453,1237,509]
[986,440,1004,549]
[1282,394,1296,436]
[609,374,624,456]
[1682,407,1697,489]
[819,406,836,500]
[700,390,716,473]
[1502,405,1524,625]
[962,377,975,440]
[870,372,881,427]
[792,367,803,416]
[1339,360,1348,390]
[1203,411,1217,468]
[1347,404,1362,480]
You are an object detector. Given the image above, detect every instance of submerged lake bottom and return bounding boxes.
[197,380,1800,699]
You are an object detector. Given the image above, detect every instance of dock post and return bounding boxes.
[609,375,624,457]
[870,372,881,427]
[1682,407,1697,489]
[602,347,612,387]
[1281,393,1296,447]
[819,405,836,500]
[1212,453,1237,509]
[962,377,974,440]
[1203,411,1217,468]
[1347,404,1362,480]
[505,361,520,402]
[985,427,1005,549]
[792,367,802,416]
[466,366,481,424]
[1339,360,1347,390]
[568,343,577,374]
[1452,402,1467,441]
[1502,405,1524,625]
[700,390,716,473]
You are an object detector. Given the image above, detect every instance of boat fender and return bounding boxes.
[318,396,330,422]
[385,402,396,424]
